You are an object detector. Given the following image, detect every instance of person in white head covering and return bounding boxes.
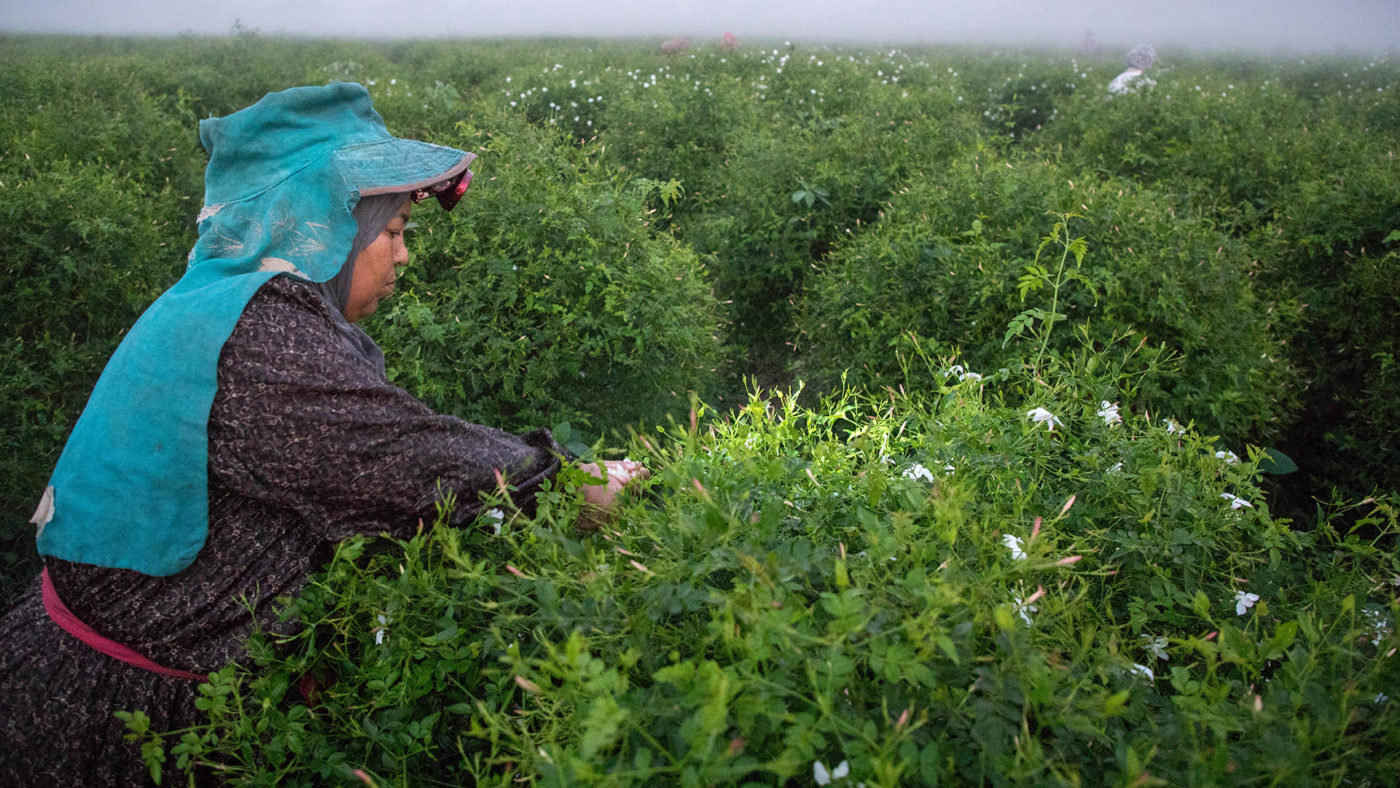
[1109,44,1158,95]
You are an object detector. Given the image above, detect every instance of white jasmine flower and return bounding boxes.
[1002,533,1027,560]
[1220,493,1254,510]
[902,463,934,483]
[1376,692,1391,704]
[1128,663,1155,682]
[943,464,956,475]
[1234,590,1260,616]
[1141,634,1169,662]
[1027,407,1062,432]
[1013,596,1038,626]
[948,364,982,382]
[1107,461,1124,473]
[374,613,390,645]
[1097,401,1122,426]
[1215,450,1240,464]
[484,508,505,536]
[813,759,850,785]
[1363,609,1392,647]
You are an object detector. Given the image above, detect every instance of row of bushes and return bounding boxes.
[1,36,1395,603]
[127,357,1400,785]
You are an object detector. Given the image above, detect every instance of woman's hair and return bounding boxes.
[312,193,409,315]
[1126,44,1157,70]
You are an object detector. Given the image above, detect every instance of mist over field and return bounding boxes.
[2,0,1398,52]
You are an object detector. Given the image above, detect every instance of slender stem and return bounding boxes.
[1033,222,1073,370]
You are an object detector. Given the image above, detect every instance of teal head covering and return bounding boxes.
[34,82,475,576]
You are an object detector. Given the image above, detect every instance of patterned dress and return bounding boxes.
[0,275,562,785]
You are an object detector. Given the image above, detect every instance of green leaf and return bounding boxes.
[1258,447,1298,475]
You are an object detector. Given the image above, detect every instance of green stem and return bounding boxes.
[1033,222,1073,371]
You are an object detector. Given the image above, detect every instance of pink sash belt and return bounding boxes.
[41,567,205,682]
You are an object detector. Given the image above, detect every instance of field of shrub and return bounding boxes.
[1,31,1397,785]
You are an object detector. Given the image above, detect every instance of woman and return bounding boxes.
[0,83,643,784]
[1108,43,1158,95]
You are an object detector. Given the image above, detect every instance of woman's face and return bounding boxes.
[345,200,412,323]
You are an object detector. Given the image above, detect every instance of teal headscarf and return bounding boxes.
[34,83,475,576]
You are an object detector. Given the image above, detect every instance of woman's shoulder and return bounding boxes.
[220,275,350,376]
[247,274,335,319]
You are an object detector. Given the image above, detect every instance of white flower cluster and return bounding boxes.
[1097,401,1122,426]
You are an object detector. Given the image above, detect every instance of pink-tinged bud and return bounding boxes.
[353,769,378,787]
[1055,555,1083,566]
[1059,494,1076,516]
[505,565,526,577]
[1024,585,1046,605]
[727,736,745,756]
[690,407,698,433]
[629,559,655,576]
[896,707,911,730]
[514,675,542,693]
[1030,516,1043,541]
[1205,631,1218,641]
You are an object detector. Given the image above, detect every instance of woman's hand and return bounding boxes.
[575,459,649,532]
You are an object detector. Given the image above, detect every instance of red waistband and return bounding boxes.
[41,566,205,682]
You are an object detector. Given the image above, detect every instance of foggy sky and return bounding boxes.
[1,0,1397,53]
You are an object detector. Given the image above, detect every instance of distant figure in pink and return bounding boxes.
[1108,44,1157,95]
[659,37,690,55]
[722,31,738,50]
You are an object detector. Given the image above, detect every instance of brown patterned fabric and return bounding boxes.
[0,275,562,785]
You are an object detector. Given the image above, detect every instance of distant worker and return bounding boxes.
[1082,29,1102,54]
[722,31,738,50]
[1108,44,1157,95]
[659,37,690,55]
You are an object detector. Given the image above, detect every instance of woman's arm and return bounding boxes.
[210,277,564,541]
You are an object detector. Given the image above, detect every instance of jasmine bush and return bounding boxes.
[1029,56,1400,504]
[369,108,724,435]
[0,56,202,601]
[128,355,1398,785]
[795,149,1300,446]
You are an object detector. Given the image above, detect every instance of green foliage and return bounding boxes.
[1,36,1396,783]
[0,63,199,600]
[129,361,1400,785]
[370,108,723,436]
[796,147,1300,446]
[1029,54,1400,503]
